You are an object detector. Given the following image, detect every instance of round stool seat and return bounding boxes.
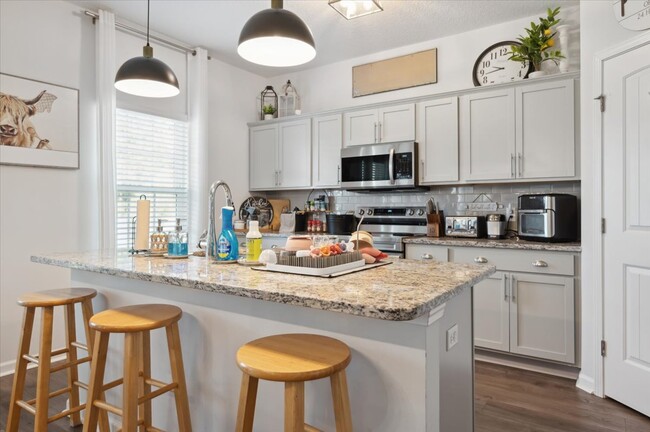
[237,334,351,382]
[17,288,97,307]
[90,304,182,333]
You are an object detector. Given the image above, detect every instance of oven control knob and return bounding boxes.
[359,209,365,215]
[417,209,425,216]
[367,209,373,215]
[408,209,415,216]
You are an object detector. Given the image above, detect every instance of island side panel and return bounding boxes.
[72,269,438,432]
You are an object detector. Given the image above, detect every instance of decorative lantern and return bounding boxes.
[279,80,301,117]
[260,86,278,120]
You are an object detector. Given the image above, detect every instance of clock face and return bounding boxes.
[473,41,532,86]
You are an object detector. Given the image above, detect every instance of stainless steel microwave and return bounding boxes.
[340,141,418,190]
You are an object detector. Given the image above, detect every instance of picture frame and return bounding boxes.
[0,73,79,169]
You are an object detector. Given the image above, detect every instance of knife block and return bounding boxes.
[427,212,444,237]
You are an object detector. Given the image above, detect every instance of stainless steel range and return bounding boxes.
[355,206,427,257]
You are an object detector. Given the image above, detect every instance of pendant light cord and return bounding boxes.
[146,0,150,47]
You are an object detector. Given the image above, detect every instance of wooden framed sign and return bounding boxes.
[612,0,650,31]
[352,48,437,97]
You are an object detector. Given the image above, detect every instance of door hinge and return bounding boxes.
[601,340,607,357]
[602,218,606,234]
[595,95,605,112]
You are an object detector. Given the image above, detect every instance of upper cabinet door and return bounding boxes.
[378,103,415,143]
[249,124,278,191]
[312,114,343,188]
[417,97,459,184]
[343,108,378,147]
[460,88,516,181]
[278,119,311,188]
[516,79,576,179]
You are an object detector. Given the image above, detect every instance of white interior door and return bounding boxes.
[602,37,650,417]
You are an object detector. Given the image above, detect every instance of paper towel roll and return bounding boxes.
[135,198,150,250]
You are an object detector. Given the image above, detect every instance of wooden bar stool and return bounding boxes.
[235,334,353,432]
[82,304,192,432]
[6,287,109,432]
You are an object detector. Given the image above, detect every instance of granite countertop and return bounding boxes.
[31,251,495,321]
[403,236,581,252]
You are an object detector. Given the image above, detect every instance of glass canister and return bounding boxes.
[279,80,301,117]
[260,86,278,120]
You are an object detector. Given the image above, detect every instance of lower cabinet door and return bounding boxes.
[473,272,510,352]
[509,273,575,363]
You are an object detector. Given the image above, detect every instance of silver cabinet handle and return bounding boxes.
[274,171,278,186]
[504,275,509,301]
[421,253,433,260]
[532,260,549,267]
[518,153,523,177]
[374,122,378,143]
[474,257,488,264]
[378,122,383,142]
[511,154,515,178]
[337,165,341,184]
[511,275,517,303]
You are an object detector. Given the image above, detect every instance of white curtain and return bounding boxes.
[96,9,117,250]
[188,47,209,245]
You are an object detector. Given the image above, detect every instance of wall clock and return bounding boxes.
[612,0,650,31]
[472,41,532,87]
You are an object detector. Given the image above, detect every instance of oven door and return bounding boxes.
[518,211,554,238]
[340,141,416,189]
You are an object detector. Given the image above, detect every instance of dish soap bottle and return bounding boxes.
[150,219,168,254]
[168,218,188,257]
[217,206,238,261]
[246,221,262,262]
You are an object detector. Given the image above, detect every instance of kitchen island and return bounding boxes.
[32,251,495,432]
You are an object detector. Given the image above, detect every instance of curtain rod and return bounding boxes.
[84,10,212,60]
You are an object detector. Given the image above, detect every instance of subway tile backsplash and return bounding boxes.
[265,182,580,217]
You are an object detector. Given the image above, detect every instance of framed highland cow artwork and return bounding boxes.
[0,73,79,168]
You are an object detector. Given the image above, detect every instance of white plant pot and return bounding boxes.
[528,71,547,79]
[264,114,274,120]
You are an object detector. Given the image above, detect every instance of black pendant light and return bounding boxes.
[114,0,180,98]
[238,0,316,67]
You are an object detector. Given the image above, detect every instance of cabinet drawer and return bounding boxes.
[405,244,449,261]
[453,247,575,276]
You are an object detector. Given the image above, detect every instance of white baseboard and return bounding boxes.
[475,349,580,380]
[1,353,68,377]
[576,372,596,395]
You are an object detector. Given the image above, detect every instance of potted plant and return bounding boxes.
[262,104,276,120]
[509,7,564,78]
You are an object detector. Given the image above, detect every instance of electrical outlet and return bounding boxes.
[447,324,459,351]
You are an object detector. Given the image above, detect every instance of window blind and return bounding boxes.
[115,108,190,250]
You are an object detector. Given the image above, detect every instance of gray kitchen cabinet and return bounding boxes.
[343,103,415,146]
[516,79,576,179]
[312,114,342,188]
[417,97,459,184]
[473,272,510,352]
[249,119,311,191]
[460,88,516,181]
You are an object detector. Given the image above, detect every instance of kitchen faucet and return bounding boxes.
[207,180,234,261]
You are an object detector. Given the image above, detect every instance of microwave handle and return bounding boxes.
[388,147,395,184]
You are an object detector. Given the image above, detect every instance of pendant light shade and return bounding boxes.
[238,0,316,67]
[114,0,180,98]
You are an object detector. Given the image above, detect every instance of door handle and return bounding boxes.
[511,154,515,178]
[518,153,523,177]
[511,275,517,303]
[337,165,341,184]
[388,147,395,185]
[532,260,548,268]
[474,256,488,264]
[279,170,282,185]
[421,160,425,181]
[374,122,378,143]
[421,253,433,260]
[378,122,383,142]
[274,171,278,186]
[504,275,509,301]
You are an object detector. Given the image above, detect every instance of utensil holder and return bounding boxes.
[427,212,444,237]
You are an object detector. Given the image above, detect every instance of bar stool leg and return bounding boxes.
[34,306,54,431]
[139,331,152,431]
[83,331,110,432]
[81,298,110,432]
[165,322,192,432]
[330,371,353,432]
[65,303,82,426]
[235,373,259,432]
[123,332,140,432]
[6,307,36,432]
[284,381,305,432]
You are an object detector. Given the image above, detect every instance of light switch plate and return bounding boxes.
[447,324,459,351]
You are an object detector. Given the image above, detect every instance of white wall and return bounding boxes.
[577,2,641,395]
[0,0,98,374]
[266,7,579,113]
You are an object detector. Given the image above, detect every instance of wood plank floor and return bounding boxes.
[1,361,648,431]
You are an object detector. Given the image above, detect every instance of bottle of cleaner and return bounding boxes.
[246,221,262,262]
[217,206,238,261]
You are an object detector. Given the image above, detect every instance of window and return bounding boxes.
[115,108,190,250]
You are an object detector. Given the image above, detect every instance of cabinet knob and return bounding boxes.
[421,253,433,260]
[532,260,548,268]
[474,256,488,264]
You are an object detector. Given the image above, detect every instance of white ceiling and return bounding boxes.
[70,0,577,77]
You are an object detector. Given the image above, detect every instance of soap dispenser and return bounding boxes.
[217,206,238,261]
[168,218,188,257]
[150,219,168,254]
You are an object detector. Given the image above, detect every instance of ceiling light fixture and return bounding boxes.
[329,0,383,20]
[114,0,180,98]
[238,0,316,67]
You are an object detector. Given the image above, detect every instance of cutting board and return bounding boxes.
[268,199,291,231]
